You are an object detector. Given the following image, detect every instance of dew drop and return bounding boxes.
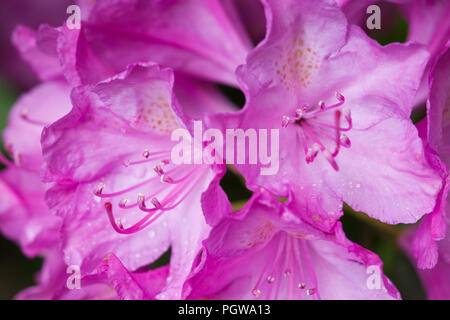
[252,289,261,297]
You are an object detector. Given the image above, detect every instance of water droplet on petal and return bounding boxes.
[252,289,261,297]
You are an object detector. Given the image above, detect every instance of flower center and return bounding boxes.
[281,92,352,171]
[251,232,320,300]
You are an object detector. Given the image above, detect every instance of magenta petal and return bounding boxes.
[0,168,61,257]
[12,25,63,82]
[3,80,71,169]
[58,0,251,86]
[188,191,400,300]
[40,62,228,300]
[225,0,441,230]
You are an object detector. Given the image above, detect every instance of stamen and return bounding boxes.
[281,115,291,128]
[300,240,321,299]
[154,165,164,176]
[94,166,182,199]
[115,218,124,230]
[160,174,174,183]
[335,91,345,103]
[307,288,316,296]
[343,109,352,131]
[105,169,208,234]
[151,197,162,209]
[95,183,105,196]
[123,160,131,167]
[305,143,320,163]
[340,134,351,148]
[126,154,169,167]
[331,110,342,157]
[20,109,47,126]
[318,100,325,110]
[137,193,146,209]
[323,149,339,171]
[119,199,129,208]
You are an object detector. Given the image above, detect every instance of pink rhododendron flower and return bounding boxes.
[17,250,170,300]
[0,0,72,88]
[337,0,450,107]
[56,0,251,87]
[211,0,442,231]
[403,45,450,272]
[0,79,72,256]
[402,224,450,299]
[1,0,448,301]
[0,169,60,258]
[188,191,400,300]
[41,62,231,299]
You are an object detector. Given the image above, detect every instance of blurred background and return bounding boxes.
[0,0,428,299]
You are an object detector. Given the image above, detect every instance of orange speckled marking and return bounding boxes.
[274,31,321,90]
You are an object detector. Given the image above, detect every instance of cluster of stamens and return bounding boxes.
[250,233,320,300]
[281,92,352,171]
[95,149,206,234]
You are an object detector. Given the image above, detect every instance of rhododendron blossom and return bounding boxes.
[401,45,450,295]
[188,191,400,300]
[0,0,449,302]
[208,0,442,231]
[41,62,231,299]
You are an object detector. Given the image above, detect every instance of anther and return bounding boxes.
[267,276,275,284]
[340,134,351,148]
[151,197,162,209]
[123,160,131,167]
[154,165,164,176]
[115,218,124,230]
[137,193,146,209]
[160,174,174,183]
[142,150,150,159]
[95,183,105,196]
[305,143,320,163]
[119,199,129,208]
[298,283,306,289]
[307,288,316,296]
[318,100,325,110]
[281,115,291,128]
[335,92,345,103]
